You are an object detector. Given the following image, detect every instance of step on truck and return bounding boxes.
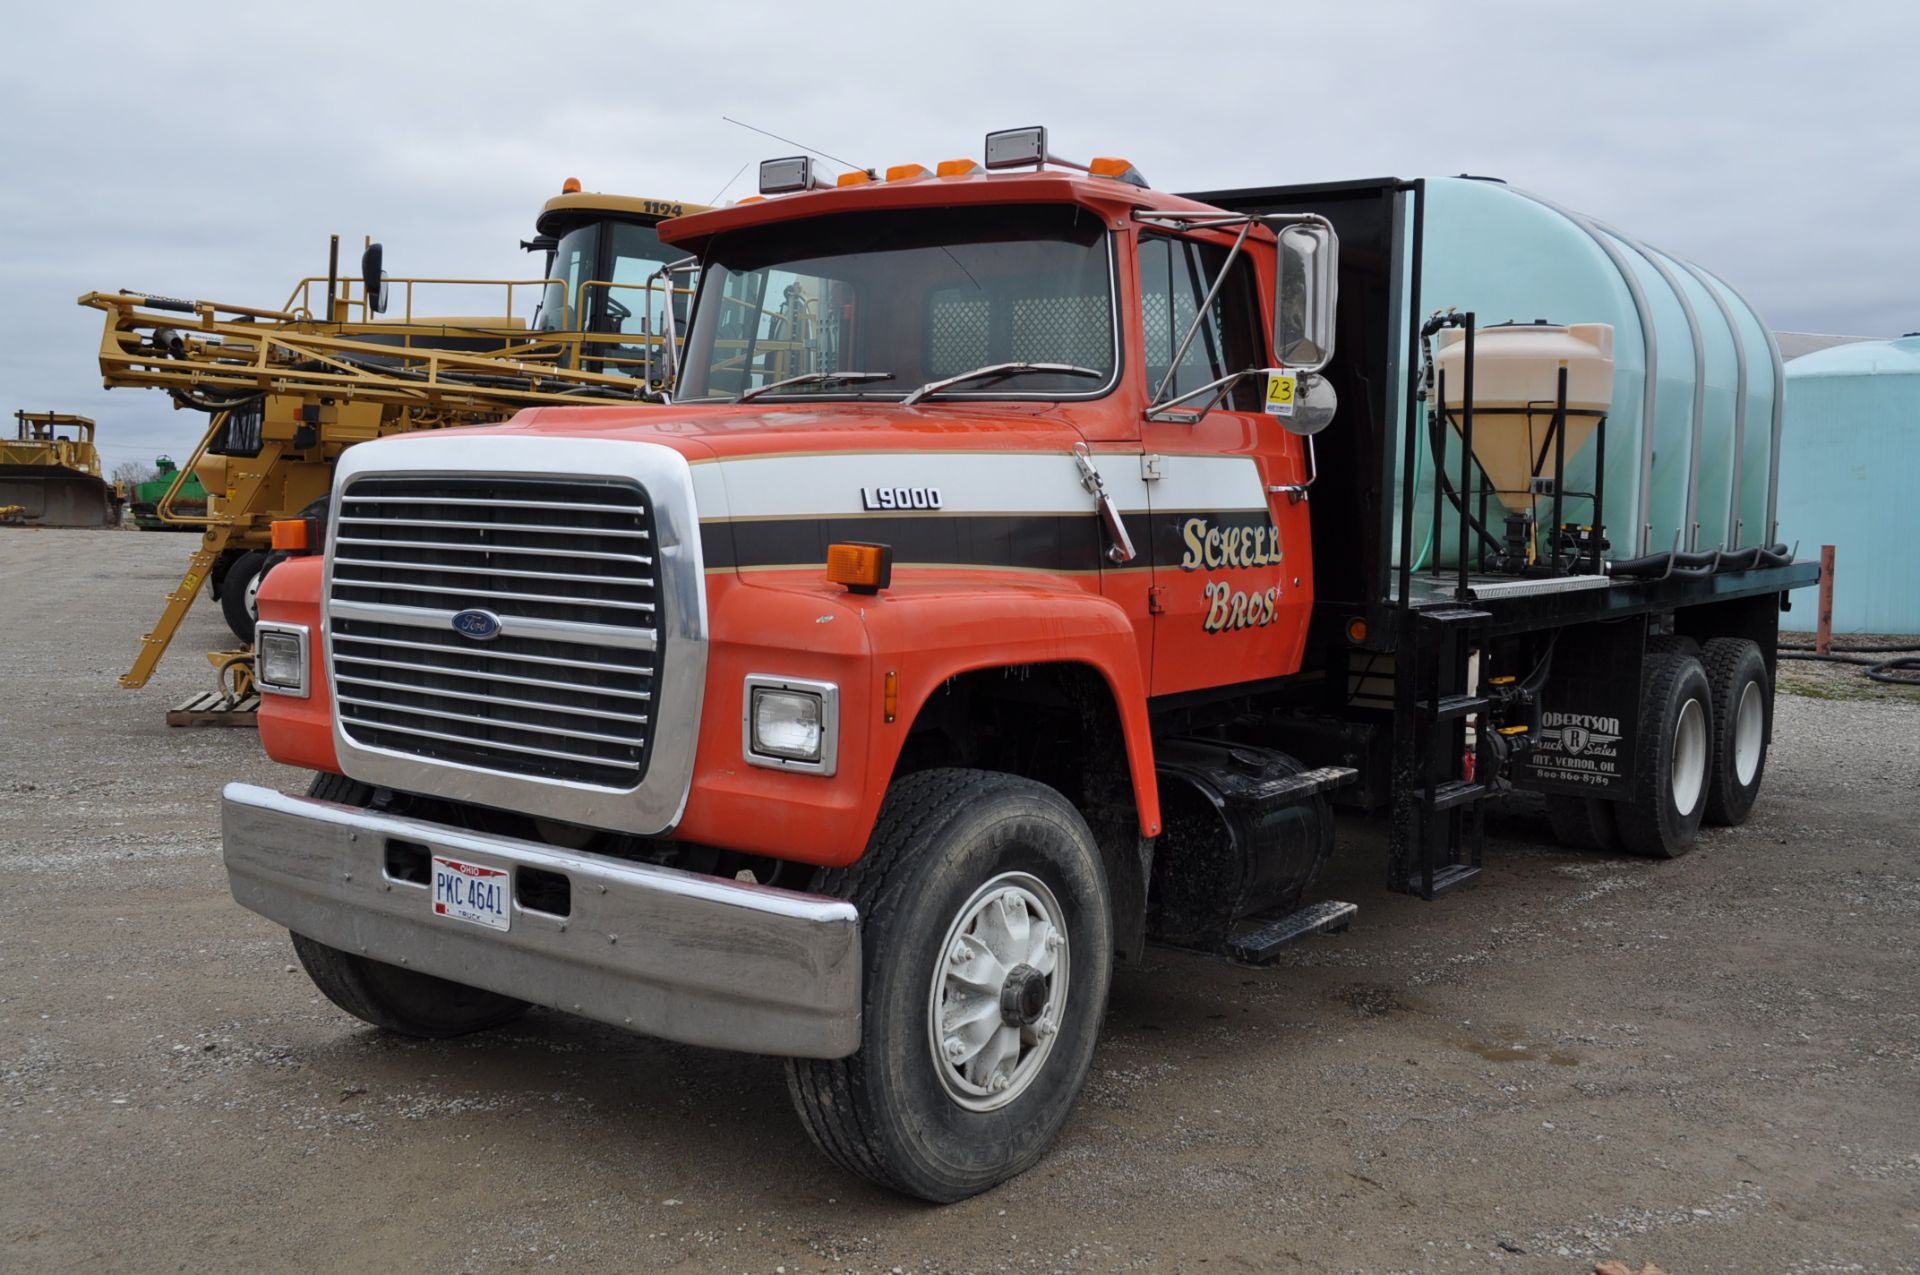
[221,129,1817,1201]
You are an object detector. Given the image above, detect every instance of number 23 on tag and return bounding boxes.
[1264,372,1297,417]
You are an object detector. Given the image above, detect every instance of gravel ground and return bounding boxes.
[3,528,1917,1274]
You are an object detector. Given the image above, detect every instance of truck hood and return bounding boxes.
[438,400,1102,463]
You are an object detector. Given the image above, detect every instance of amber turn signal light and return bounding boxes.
[826,542,892,595]
[270,518,313,552]
[1345,616,1369,644]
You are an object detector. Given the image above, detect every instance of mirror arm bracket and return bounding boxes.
[1267,434,1319,504]
[1144,366,1263,424]
[642,255,699,393]
[1146,219,1253,409]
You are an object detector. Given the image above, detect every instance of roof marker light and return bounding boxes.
[1089,156,1150,188]
[561,176,582,194]
[936,158,984,178]
[759,156,833,195]
[984,125,1089,173]
[836,170,873,187]
[885,163,932,182]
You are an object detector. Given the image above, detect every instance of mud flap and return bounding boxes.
[1519,620,1645,799]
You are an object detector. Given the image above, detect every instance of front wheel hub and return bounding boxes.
[999,963,1049,1028]
[927,872,1070,1112]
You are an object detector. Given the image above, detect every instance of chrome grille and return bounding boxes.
[328,476,658,789]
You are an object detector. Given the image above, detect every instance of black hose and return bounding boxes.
[1779,641,1920,653]
[1778,640,1920,688]
[1609,543,1793,579]
[1867,659,1920,686]
[1426,399,1507,555]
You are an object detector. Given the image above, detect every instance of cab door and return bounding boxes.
[1135,233,1313,698]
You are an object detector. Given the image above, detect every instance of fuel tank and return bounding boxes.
[1147,738,1336,951]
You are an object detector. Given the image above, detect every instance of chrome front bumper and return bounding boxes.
[221,783,862,1058]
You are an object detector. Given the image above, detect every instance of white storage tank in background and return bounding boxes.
[1777,336,1920,634]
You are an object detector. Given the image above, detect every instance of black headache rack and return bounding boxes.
[1179,178,1820,898]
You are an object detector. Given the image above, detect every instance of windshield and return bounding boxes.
[676,205,1116,402]
[533,220,689,338]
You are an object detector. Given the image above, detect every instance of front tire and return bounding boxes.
[1615,653,1713,859]
[290,772,530,1038]
[290,934,531,1039]
[785,769,1112,1202]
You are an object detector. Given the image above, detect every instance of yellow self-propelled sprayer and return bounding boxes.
[85,183,704,698]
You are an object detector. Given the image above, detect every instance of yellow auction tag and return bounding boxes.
[1264,372,1297,417]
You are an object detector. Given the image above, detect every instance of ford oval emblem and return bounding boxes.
[451,608,502,641]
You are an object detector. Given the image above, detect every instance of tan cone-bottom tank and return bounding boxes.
[1434,322,1614,515]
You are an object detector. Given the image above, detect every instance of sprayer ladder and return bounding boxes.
[120,438,285,689]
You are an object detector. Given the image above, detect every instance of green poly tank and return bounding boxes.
[1400,177,1780,567]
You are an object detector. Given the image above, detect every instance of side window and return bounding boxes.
[1138,234,1263,410]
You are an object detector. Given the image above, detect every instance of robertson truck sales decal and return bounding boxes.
[1533,711,1626,786]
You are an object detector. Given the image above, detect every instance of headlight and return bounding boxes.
[743,675,839,774]
[254,623,309,698]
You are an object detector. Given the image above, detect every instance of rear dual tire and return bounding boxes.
[1701,638,1770,827]
[1613,653,1713,858]
[1546,637,1773,857]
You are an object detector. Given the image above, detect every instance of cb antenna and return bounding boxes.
[720,116,864,172]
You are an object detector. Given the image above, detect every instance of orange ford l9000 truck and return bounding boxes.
[222,129,1815,1200]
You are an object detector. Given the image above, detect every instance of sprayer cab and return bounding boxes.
[524,186,710,375]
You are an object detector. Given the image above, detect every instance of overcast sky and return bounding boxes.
[2,0,1913,473]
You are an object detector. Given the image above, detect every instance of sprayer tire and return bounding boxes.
[220,550,268,643]
[1614,653,1713,859]
[1702,638,1770,827]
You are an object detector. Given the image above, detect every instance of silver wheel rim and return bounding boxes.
[1671,697,1708,813]
[1733,679,1764,786]
[927,871,1069,1112]
[243,566,265,622]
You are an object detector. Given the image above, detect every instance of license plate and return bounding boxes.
[431,855,512,932]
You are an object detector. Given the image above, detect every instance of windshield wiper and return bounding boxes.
[734,370,893,403]
[901,361,1104,406]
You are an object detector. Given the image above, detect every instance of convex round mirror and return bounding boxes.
[1277,372,1337,436]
